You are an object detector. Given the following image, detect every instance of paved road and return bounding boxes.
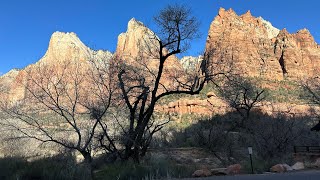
[181,170,320,180]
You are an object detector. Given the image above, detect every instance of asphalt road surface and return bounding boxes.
[182,170,320,180]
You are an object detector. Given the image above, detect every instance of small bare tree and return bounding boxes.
[301,77,320,130]
[217,76,265,128]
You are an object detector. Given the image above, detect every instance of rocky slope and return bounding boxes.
[205,8,320,80]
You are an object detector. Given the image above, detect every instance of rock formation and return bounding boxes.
[157,92,229,115]
[115,18,182,71]
[205,8,320,80]
[0,32,112,102]
[39,31,112,66]
[115,18,185,91]
[1,11,319,116]
[180,56,203,72]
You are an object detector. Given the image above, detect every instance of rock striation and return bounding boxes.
[205,8,320,80]
[157,92,229,115]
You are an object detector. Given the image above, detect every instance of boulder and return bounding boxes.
[282,164,293,171]
[210,168,227,176]
[291,162,305,170]
[207,92,216,98]
[270,164,286,173]
[192,169,212,177]
[312,158,320,168]
[226,164,242,175]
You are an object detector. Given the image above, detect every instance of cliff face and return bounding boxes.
[2,11,319,114]
[205,8,320,80]
[115,18,183,71]
[273,28,320,78]
[180,56,203,72]
[161,8,320,116]
[115,18,184,91]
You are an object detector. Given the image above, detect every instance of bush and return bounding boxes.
[0,154,90,180]
[94,155,197,180]
[164,110,319,171]
[0,157,27,180]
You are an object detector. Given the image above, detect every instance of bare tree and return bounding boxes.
[301,77,320,130]
[0,4,215,167]
[244,112,310,164]
[0,57,114,175]
[102,4,211,163]
[217,76,265,128]
[301,77,320,105]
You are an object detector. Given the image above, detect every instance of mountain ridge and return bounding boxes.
[1,8,320,104]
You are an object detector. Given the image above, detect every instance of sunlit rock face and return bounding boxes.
[115,18,183,70]
[0,69,24,102]
[206,8,320,80]
[115,18,185,91]
[273,28,320,79]
[39,31,112,65]
[0,32,112,102]
[180,56,203,72]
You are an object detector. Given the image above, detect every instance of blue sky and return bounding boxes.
[0,0,319,75]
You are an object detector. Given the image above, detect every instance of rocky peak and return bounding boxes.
[116,18,154,58]
[116,17,182,66]
[115,18,184,92]
[40,31,92,64]
[276,29,291,43]
[295,28,317,48]
[206,7,320,80]
[241,10,253,22]
[243,10,252,16]
[1,31,113,102]
[217,7,237,20]
[297,28,311,34]
[127,18,145,31]
[48,32,88,52]
[258,17,280,39]
[217,7,226,17]
[278,28,290,36]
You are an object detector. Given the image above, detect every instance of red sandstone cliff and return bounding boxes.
[205,8,320,80]
[114,18,185,92]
